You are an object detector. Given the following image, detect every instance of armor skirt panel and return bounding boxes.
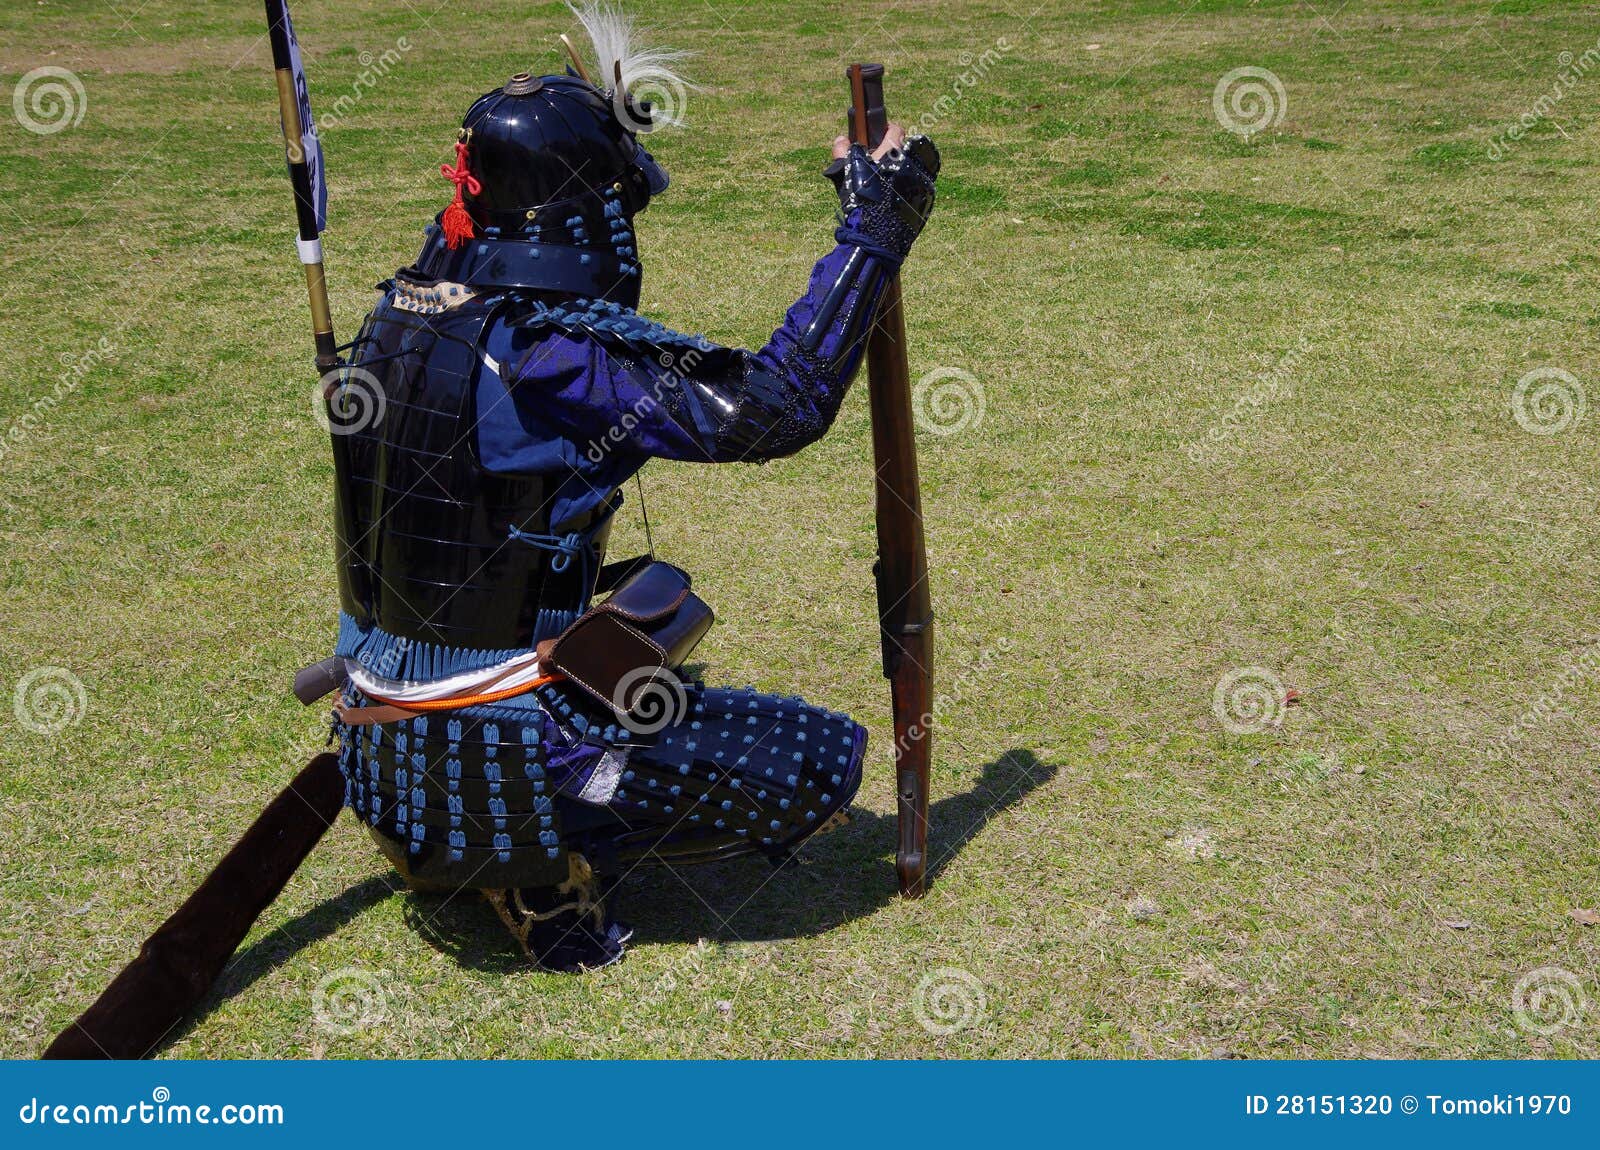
[338,680,867,891]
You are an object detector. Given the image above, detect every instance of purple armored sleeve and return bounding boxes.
[505,238,894,466]
[484,135,938,483]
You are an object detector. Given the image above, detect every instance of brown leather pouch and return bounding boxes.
[539,561,713,719]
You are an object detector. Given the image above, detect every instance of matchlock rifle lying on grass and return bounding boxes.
[41,0,348,1059]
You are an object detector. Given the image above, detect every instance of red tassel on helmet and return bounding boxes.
[440,140,482,250]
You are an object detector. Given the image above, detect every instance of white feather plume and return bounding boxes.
[566,1,694,125]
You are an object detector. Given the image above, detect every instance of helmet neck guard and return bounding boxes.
[412,224,639,308]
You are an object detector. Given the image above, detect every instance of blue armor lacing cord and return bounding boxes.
[506,526,587,573]
[834,226,905,268]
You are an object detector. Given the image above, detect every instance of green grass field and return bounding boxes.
[3,0,1599,1059]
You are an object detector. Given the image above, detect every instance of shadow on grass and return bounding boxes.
[409,747,1056,971]
[151,874,401,1055]
[157,747,1053,1045]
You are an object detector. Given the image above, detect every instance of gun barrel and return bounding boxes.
[848,64,936,899]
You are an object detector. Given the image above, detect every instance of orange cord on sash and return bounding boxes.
[367,673,562,714]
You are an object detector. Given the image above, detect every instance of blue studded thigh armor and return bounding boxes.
[339,680,867,888]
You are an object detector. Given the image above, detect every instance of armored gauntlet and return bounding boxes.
[826,134,942,263]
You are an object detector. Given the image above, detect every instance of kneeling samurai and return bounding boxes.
[328,9,938,969]
[42,2,940,1060]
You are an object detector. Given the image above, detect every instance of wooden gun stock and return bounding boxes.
[847,63,935,898]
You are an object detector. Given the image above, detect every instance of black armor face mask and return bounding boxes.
[417,71,669,306]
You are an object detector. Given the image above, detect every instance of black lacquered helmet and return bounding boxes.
[438,71,668,254]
